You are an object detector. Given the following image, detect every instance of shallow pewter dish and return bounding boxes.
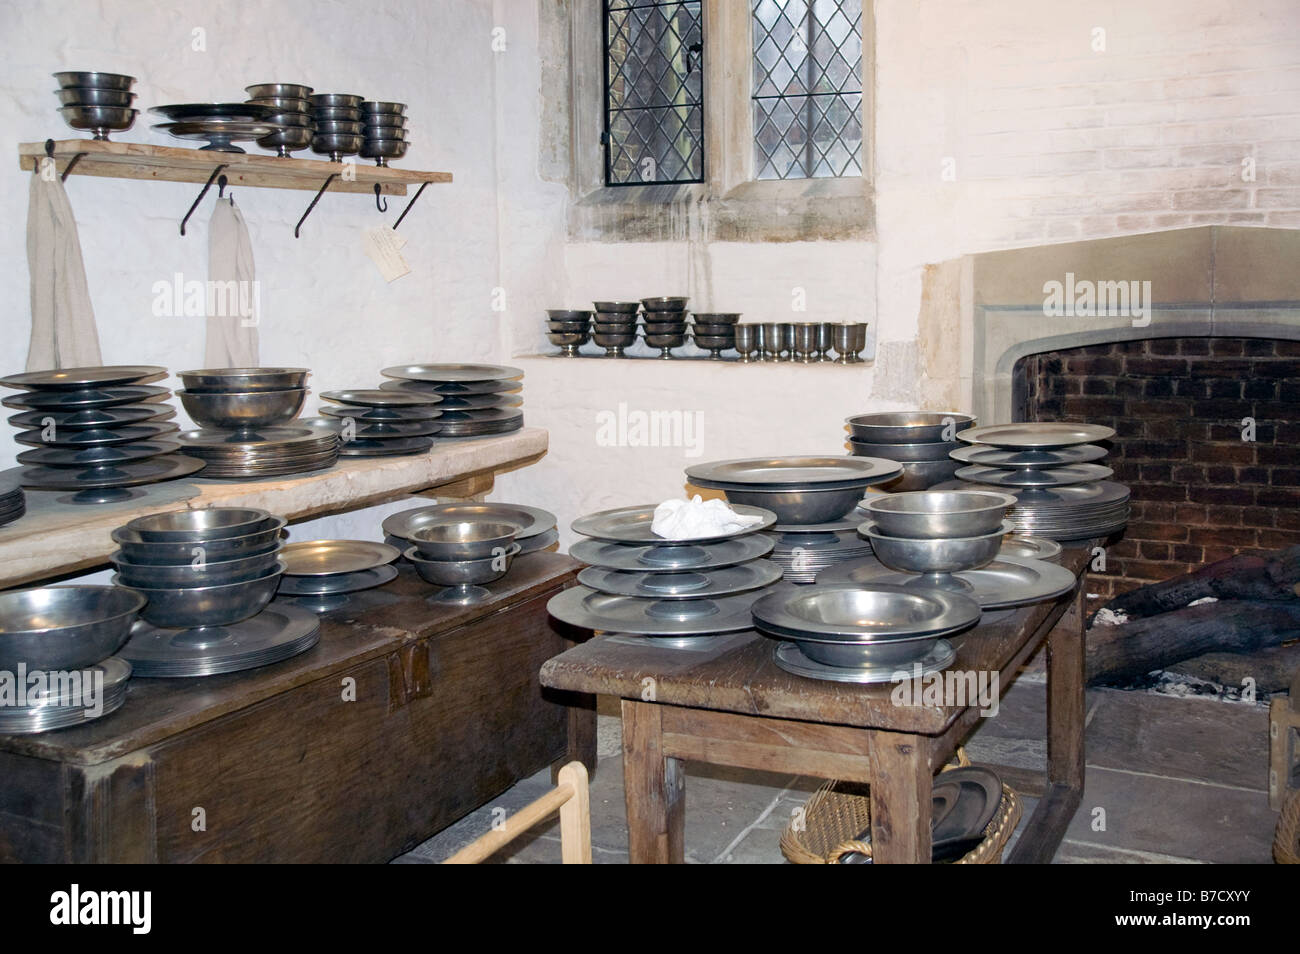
[957,422,1115,450]
[751,582,981,641]
[279,540,401,577]
[547,586,764,636]
[578,559,782,600]
[569,534,774,572]
[817,554,1077,610]
[571,503,776,545]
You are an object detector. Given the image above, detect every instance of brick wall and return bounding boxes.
[1016,337,1300,611]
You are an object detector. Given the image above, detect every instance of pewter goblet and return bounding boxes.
[761,322,784,361]
[815,322,833,362]
[780,323,795,362]
[833,323,856,364]
[735,324,758,363]
[792,323,819,363]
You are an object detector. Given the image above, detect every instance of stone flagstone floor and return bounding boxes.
[392,669,1280,864]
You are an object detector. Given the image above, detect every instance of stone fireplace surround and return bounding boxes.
[921,226,1300,608]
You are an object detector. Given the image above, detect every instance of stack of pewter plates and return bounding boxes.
[937,422,1129,540]
[0,473,25,527]
[277,539,401,612]
[379,364,523,437]
[319,389,443,457]
[549,503,781,647]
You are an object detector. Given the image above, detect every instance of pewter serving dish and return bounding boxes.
[686,456,900,488]
[864,490,1017,539]
[178,368,310,392]
[0,365,165,390]
[570,504,776,545]
[0,585,145,670]
[125,507,273,542]
[112,516,285,564]
[278,540,400,577]
[954,463,1114,488]
[383,502,554,545]
[751,582,981,641]
[848,439,960,462]
[577,559,782,600]
[958,422,1116,449]
[569,534,774,572]
[111,547,282,588]
[179,388,306,430]
[407,521,520,561]
[862,521,1014,591]
[117,564,284,628]
[845,412,975,444]
[546,586,764,637]
[817,553,1077,610]
[405,543,521,605]
[709,485,874,525]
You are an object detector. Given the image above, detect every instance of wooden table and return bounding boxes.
[0,551,593,863]
[540,546,1091,864]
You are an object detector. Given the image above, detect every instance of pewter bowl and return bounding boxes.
[178,368,310,392]
[112,517,286,564]
[846,412,976,444]
[111,546,282,588]
[0,585,145,670]
[124,507,273,543]
[179,388,306,430]
[407,521,520,561]
[864,490,1017,539]
[117,564,284,628]
[862,521,1014,592]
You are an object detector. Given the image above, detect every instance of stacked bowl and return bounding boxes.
[320,389,443,457]
[546,310,593,357]
[401,520,522,605]
[379,364,523,437]
[0,585,142,732]
[1,365,203,505]
[384,502,558,562]
[820,490,1078,611]
[309,93,364,161]
[753,582,981,684]
[361,101,408,166]
[685,456,902,583]
[549,502,781,646]
[845,411,975,491]
[937,422,1129,540]
[246,83,315,157]
[690,313,740,360]
[54,71,137,140]
[641,297,688,358]
[112,507,320,676]
[174,367,340,478]
[591,301,640,358]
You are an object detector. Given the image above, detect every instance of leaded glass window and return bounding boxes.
[752,0,863,179]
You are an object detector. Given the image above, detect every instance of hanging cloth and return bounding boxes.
[25,162,103,370]
[204,196,260,367]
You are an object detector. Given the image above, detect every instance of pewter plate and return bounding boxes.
[279,539,401,576]
[770,516,865,534]
[18,439,180,467]
[1,384,170,410]
[578,559,783,600]
[430,392,521,409]
[15,422,177,448]
[320,405,442,422]
[948,444,1109,468]
[380,363,524,384]
[954,463,1114,488]
[20,454,204,490]
[958,422,1116,449]
[999,535,1063,561]
[571,503,777,545]
[686,456,901,488]
[0,366,166,390]
[933,479,1131,510]
[120,603,320,677]
[8,403,171,430]
[570,534,774,572]
[320,389,442,407]
[752,582,982,640]
[772,639,956,684]
[277,564,398,595]
[177,423,339,450]
[816,554,1077,610]
[519,528,559,553]
[547,586,765,636]
[384,502,555,543]
[379,378,522,396]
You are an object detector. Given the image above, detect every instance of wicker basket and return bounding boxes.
[781,750,1023,865]
[1275,786,1299,864]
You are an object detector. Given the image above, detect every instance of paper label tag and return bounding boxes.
[362,226,411,282]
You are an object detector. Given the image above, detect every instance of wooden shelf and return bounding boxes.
[18,139,452,196]
[0,427,547,588]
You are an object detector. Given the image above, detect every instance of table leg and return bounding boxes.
[1047,584,1086,790]
[867,731,932,864]
[621,699,685,864]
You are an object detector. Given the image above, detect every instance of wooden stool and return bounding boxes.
[443,762,591,864]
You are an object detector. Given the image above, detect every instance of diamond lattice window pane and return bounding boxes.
[752,0,863,179]
[605,1,704,185]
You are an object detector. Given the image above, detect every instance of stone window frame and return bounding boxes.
[562,0,875,242]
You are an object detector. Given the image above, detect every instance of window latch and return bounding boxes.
[686,42,702,74]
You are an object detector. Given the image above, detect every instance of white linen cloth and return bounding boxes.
[204,197,259,367]
[25,165,103,370]
[651,495,764,541]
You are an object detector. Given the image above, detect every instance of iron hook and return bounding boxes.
[179,164,229,236]
[295,173,339,238]
[374,183,387,213]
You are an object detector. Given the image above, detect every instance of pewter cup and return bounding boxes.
[792,323,819,363]
[735,324,758,363]
[762,322,784,361]
[815,322,833,362]
[780,323,795,362]
[850,322,869,363]
[833,324,855,364]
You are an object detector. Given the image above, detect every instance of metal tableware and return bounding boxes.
[384,502,554,545]
[752,581,982,643]
[111,547,282,588]
[0,365,165,390]
[405,543,521,605]
[246,83,314,99]
[845,411,976,444]
[578,559,782,600]
[56,87,135,107]
[759,322,783,360]
[311,133,364,161]
[848,439,960,462]
[314,119,365,135]
[112,516,286,565]
[246,96,314,111]
[178,367,310,392]
[279,540,401,576]
[310,93,364,108]
[865,490,1018,539]
[772,638,956,684]
[999,535,1063,561]
[687,456,900,487]
[1,383,168,411]
[862,521,1013,592]
[154,120,281,152]
[644,333,685,358]
[407,521,520,561]
[150,103,274,121]
[815,323,833,362]
[178,388,306,430]
[571,503,776,545]
[707,485,872,525]
[58,105,137,139]
[694,336,735,360]
[948,444,1109,468]
[18,439,180,467]
[569,534,774,572]
[641,297,687,310]
[259,125,315,157]
[119,602,319,677]
[13,420,176,448]
[875,459,963,491]
[692,313,740,324]
[117,564,284,628]
[734,325,759,362]
[18,455,206,505]
[54,71,135,90]
[817,553,1078,610]
[954,463,1115,488]
[547,586,765,637]
[125,507,273,542]
[8,402,171,431]
[593,301,641,313]
[312,106,363,122]
[361,139,410,166]
[593,332,636,357]
[381,364,523,385]
[278,563,398,596]
[362,101,407,115]
[0,586,145,670]
[832,324,856,364]
[957,422,1117,449]
[792,323,819,363]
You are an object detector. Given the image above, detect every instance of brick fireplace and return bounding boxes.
[1015,336,1300,611]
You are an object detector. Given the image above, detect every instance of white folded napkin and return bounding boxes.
[651,495,763,541]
